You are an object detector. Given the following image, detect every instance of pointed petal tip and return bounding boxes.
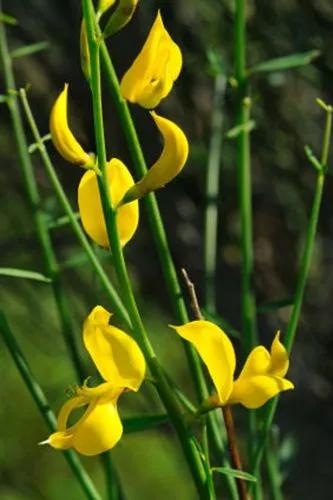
[38,438,51,446]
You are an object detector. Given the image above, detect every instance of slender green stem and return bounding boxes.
[251,106,332,479]
[98,30,235,497]
[264,434,283,500]
[82,1,209,497]
[18,89,130,329]
[0,10,84,381]
[0,311,101,500]
[204,74,227,314]
[234,2,259,489]
[234,0,258,355]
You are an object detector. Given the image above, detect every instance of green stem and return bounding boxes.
[0,311,101,500]
[234,1,259,488]
[82,1,209,497]
[18,89,130,329]
[235,0,258,355]
[264,433,283,500]
[0,9,84,381]
[251,106,332,480]
[204,73,227,313]
[98,30,236,498]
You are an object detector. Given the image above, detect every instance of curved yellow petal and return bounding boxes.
[170,321,236,404]
[234,346,271,380]
[269,331,289,377]
[50,84,93,167]
[120,11,182,108]
[229,332,294,408]
[229,375,294,409]
[78,158,139,248]
[83,305,146,391]
[121,112,188,204]
[49,391,123,456]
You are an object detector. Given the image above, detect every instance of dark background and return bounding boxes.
[1,0,333,498]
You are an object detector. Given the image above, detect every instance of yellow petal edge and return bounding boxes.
[83,305,146,391]
[171,320,236,404]
[50,84,93,167]
[121,112,189,204]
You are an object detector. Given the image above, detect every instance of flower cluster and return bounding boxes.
[50,11,187,249]
[45,5,294,458]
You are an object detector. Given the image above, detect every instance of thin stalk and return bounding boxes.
[234,0,258,356]
[0,10,84,380]
[204,73,226,313]
[221,406,248,500]
[18,89,130,329]
[251,106,332,479]
[98,27,233,493]
[264,437,283,500]
[0,311,101,500]
[82,1,209,497]
[234,2,259,488]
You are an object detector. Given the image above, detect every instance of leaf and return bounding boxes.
[249,50,320,75]
[0,94,8,104]
[0,267,51,283]
[123,414,169,434]
[258,297,294,313]
[226,120,256,139]
[212,467,257,482]
[0,13,18,25]
[201,308,240,338]
[10,41,49,59]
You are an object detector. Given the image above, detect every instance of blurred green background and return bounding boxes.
[1,0,333,498]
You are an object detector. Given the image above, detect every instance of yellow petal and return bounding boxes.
[49,391,123,456]
[229,375,294,409]
[120,11,182,108]
[50,84,93,167]
[83,305,146,391]
[234,346,271,380]
[170,321,236,404]
[229,332,294,409]
[78,158,139,248]
[71,399,123,456]
[121,112,188,203]
[269,331,289,377]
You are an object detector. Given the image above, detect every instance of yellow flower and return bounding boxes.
[120,112,189,204]
[78,158,139,248]
[120,11,182,109]
[50,84,94,168]
[171,321,294,409]
[45,306,146,456]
